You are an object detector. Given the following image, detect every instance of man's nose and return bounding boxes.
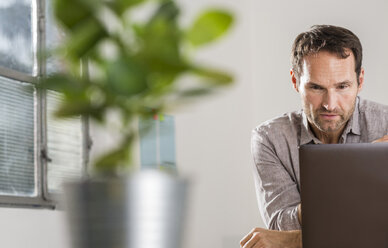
[322,90,337,111]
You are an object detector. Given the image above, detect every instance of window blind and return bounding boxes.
[46,91,84,194]
[0,76,35,196]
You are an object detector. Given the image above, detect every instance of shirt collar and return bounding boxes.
[348,96,361,136]
[299,96,361,145]
[300,111,321,145]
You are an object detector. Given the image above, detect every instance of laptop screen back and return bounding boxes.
[299,143,388,248]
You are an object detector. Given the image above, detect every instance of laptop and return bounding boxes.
[299,142,388,248]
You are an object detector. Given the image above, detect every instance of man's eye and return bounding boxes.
[310,85,323,90]
[338,84,349,89]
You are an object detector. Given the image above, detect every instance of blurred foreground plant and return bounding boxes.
[39,0,234,175]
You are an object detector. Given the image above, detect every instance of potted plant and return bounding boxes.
[39,0,234,247]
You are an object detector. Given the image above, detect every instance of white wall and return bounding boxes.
[2,0,388,248]
[0,208,70,248]
[175,0,260,247]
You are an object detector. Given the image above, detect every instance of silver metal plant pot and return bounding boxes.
[64,170,187,248]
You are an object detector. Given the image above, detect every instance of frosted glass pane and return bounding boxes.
[139,118,158,169]
[139,115,176,171]
[47,91,84,194]
[45,0,65,74]
[0,0,34,74]
[0,76,35,196]
[159,115,176,169]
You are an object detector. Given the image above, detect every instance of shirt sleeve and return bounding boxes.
[251,128,301,231]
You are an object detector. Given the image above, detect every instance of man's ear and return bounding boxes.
[290,69,299,92]
[357,67,365,93]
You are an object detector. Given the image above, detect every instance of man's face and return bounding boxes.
[291,50,364,135]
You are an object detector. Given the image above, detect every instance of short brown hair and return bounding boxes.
[291,25,363,84]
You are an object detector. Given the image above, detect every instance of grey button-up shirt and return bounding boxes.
[251,97,388,230]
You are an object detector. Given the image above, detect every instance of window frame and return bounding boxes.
[0,0,90,209]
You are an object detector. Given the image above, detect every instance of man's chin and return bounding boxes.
[319,127,340,133]
[315,122,343,133]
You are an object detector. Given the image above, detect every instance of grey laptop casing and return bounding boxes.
[300,143,388,248]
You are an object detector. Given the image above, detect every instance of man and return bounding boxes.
[240,25,388,248]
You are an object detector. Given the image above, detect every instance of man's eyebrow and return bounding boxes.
[335,80,353,86]
[306,82,323,87]
[306,81,353,86]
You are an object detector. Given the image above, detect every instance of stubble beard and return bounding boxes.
[305,98,357,134]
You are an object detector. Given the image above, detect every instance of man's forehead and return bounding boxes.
[301,50,356,72]
[299,50,357,83]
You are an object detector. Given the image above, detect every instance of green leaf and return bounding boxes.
[38,74,85,94]
[109,0,146,15]
[132,23,145,37]
[106,56,149,95]
[94,150,129,174]
[147,72,177,91]
[54,98,91,117]
[140,1,184,71]
[54,0,94,30]
[65,18,107,59]
[38,74,105,118]
[187,9,233,47]
[94,134,134,172]
[191,66,233,85]
[178,87,213,97]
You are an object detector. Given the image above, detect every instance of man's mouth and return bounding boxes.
[320,114,339,120]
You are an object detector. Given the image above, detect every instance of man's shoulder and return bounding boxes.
[252,110,302,139]
[357,98,388,136]
[359,98,388,115]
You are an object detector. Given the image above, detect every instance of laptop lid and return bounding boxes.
[299,142,388,248]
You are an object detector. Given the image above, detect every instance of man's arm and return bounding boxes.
[372,135,388,143]
[297,203,302,225]
[240,228,302,248]
[251,128,301,230]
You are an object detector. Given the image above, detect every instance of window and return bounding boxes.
[0,0,88,208]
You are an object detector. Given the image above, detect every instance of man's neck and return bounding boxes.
[309,123,346,144]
